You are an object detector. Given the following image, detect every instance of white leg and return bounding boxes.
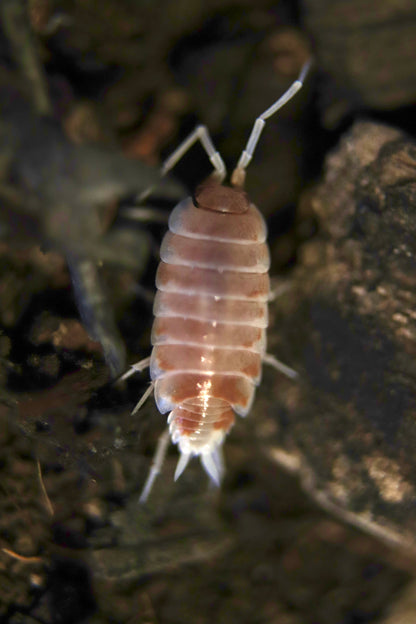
[263,352,298,380]
[232,59,312,187]
[132,381,154,415]
[120,206,169,225]
[268,279,292,302]
[119,356,151,382]
[139,428,171,503]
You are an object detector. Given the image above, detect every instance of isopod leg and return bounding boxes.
[139,428,171,503]
[119,206,169,225]
[119,356,151,382]
[132,381,154,415]
[268,279,292,302]
[263,352,298,380]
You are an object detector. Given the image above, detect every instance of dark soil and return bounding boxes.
[0,1,415,622]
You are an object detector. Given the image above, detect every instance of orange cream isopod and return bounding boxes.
[125,60,311,501]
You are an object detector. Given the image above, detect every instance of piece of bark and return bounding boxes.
[262,121,416,552]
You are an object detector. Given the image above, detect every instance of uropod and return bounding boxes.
[124,60,311,501]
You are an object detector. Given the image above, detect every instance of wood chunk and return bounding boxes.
[265,121,416,552]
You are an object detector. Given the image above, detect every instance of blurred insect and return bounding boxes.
[123,60,311,501]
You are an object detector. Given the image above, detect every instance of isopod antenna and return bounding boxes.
[231,58,312,188]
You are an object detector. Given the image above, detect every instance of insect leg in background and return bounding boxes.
[125,59,311,502]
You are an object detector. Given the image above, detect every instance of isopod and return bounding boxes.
[125,60,311,501]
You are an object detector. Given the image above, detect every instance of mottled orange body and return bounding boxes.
[132,60,310,493]
[150,184,269,481]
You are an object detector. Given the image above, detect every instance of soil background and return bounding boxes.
[0,1,416,623]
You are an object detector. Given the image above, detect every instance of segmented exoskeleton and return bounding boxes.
[124,60,311,501]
